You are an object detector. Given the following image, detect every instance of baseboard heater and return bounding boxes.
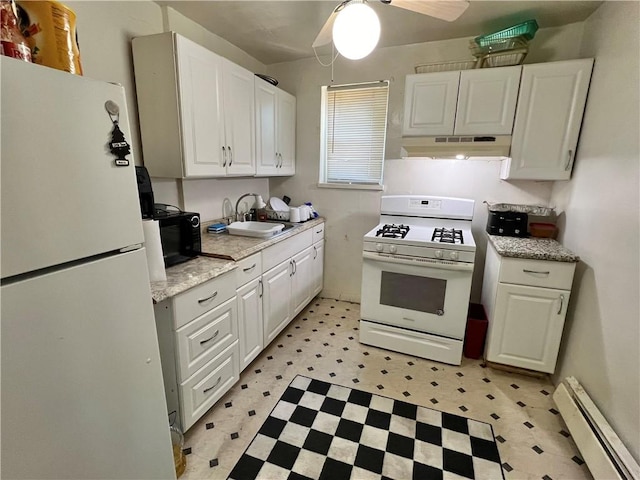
[553,377,640,479]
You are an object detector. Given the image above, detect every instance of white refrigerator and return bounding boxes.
[1,57,175,479]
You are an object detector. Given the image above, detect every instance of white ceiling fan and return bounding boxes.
[312,0,470,60]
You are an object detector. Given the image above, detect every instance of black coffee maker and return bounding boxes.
[135,166,155,219]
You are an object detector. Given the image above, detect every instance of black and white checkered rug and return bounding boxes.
[228,375,504,479]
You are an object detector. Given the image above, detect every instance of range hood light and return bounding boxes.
[455,154,467,160]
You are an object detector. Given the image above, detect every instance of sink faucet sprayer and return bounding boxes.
[235,193,266,222]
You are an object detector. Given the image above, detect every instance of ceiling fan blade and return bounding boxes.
[312,7,341,48]
[387,0,470,22]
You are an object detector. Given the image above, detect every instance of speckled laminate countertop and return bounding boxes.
[200,217,325,261]
[488,235,580,262]
[150,256,236,303]
[150,217,325,302]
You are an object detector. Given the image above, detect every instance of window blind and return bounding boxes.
[323,82,389,185]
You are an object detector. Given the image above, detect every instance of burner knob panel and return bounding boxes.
[376,243,384,252]
[389,245,397,254]
[449,251,459,260]
[435,250,443,259]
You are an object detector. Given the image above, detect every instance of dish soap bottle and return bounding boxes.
[0,0,31,62]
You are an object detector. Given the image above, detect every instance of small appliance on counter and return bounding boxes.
[484,201,555,238]
[135,165,155,219]
[486,210,528,237]
[154,204,201,267]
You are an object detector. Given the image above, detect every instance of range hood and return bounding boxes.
[401,135,511,158]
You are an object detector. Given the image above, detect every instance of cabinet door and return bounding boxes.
[311,240,325,297]
[263,260,292,345]
[237,278,264,371]
[175,35,226,177]
[277,89,296,175]
[402,71,460,136]
[255,80,278,175]
[486,283,570,373]
[455,66,521,135]
[223,59,256,176]
[505,58,593,180]
[291,246,313,316]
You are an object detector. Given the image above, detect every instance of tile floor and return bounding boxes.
[181,298,592,480]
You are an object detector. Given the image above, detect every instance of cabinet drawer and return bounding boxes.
[179,341,239,431]
[235,253,262,287]
[263,228,312,271]
[312,223,325,244]
[175,296,237,381]
[173,272,236,328]
[499,257,575,290]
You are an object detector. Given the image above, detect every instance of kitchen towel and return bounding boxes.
[142,219,166,282]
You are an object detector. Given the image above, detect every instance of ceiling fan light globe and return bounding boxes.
[332,2,381,60]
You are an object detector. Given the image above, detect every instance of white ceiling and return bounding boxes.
[157,1,602,65]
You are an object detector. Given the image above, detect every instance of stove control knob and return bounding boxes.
[435,250,443,259]
[376,243,384,252]
[449,251,459,260]
[389,245,398,254]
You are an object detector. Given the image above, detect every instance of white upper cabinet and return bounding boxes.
[403,71,460,136]
[455,66,522,135]
[502,58,594,180]
[403,66,522,137]
[222,59,256,176]
[255,78,296,176]
[132,32,255,178]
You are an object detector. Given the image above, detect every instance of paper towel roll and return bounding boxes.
[142,219,166,282]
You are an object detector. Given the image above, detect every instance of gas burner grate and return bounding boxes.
[376,224,410,239]
[432,228,464,244]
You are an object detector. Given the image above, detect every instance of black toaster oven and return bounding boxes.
[486,210,528,237]
[155,208,201,267]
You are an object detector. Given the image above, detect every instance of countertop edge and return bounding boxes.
[487,235,580,263]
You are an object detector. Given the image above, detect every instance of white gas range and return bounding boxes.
[360,195,476,365]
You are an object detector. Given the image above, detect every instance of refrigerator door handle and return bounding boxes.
[197,291,218,304]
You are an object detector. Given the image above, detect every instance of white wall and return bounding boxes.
[66,1,164,164]
[268,23,584,302]
[551,2,640,461]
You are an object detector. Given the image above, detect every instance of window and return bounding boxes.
[319,81,389,188]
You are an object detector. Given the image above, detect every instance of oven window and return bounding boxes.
[379,271,446,314]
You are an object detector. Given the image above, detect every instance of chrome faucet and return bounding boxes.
[235,193,266,222]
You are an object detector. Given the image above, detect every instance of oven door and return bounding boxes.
[361,252,473,339]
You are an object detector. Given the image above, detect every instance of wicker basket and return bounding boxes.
[415,60,477,74]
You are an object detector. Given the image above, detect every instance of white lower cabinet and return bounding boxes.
[311,240,324,297]
[482,242,576,374]
[237,277,264,370]
[292,246,313,316]
[153,271,240,431]
[263,258,293,345]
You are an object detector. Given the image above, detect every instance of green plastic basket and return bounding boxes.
[474,19,539,47]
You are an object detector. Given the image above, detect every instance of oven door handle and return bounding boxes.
[362,251,474,272]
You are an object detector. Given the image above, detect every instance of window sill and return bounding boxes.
[317,183,384,191]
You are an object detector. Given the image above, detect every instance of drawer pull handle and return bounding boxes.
[243,264,257,272]
[203,376,222,394]
[198,291,218,304]
[402,317,416,322]
[316,229,323,234]
[558,294,565,315]
[523,269,550,275]
[199,330,220,345]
